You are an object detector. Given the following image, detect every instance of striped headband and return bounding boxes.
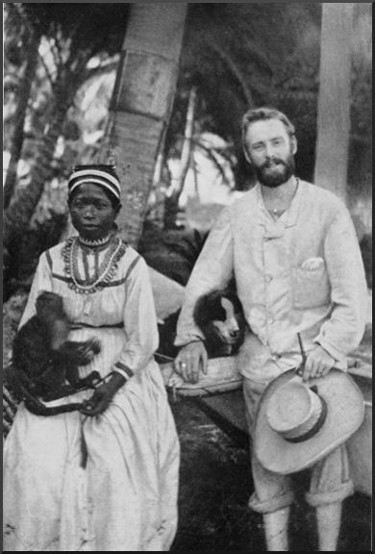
[68,166,121,201]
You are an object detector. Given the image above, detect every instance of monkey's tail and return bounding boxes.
[21,385,85,416]
[24,399,85,416]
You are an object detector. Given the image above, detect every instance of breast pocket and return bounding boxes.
[293,262,331,309]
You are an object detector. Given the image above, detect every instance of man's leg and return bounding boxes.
[263,506,290,551]
[249,452,294,551]
[316,502,342,551]
[243,378,294,551]
[306,445,354,552]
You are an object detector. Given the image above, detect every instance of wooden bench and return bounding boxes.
[161,327,372,497]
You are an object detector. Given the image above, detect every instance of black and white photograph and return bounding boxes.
[3,2,372,551]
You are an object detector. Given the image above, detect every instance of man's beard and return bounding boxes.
[253,155,295,188]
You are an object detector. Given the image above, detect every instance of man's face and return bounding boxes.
[244,119,297,187]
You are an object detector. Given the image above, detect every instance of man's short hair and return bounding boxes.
[242,107,296,153]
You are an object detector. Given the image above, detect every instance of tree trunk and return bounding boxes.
[4,27,41,209]
[164,86,197,229]
[314,3,354,203]
[98,3,188,247]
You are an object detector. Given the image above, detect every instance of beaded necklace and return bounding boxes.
[78,233,112,249]
[62,235,127,294]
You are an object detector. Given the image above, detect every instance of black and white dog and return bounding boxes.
[193,288,247,357]
[156,288,247,362]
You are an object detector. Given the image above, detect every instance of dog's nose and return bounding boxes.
[229,328,240,339]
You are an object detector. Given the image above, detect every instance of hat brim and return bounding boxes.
[254,368,365,475]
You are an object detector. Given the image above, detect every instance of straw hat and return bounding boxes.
[254,368,364,475]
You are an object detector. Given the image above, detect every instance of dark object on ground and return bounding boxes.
[9,291,101,407]
[194,288,247,357]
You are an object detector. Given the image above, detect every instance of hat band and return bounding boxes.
[68,168,121,200]
[69,178,121,200]
[284,396,328,443]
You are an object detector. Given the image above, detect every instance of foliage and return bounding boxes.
[163,4,322,196]
[3,4,129,300]
[168,3,323,188]
[138,221,208,286]
[3,293,29,369]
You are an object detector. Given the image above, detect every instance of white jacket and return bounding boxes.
[175,180,368,382]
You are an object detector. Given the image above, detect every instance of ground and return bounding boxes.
[170,397,371,552]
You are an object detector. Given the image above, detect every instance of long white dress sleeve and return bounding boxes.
[113,257,159,376]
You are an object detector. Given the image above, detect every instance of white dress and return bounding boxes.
[3,236,180,551]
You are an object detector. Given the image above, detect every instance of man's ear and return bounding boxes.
[115,203,122,216]
[291,135,297,155]
[243,147,252,165]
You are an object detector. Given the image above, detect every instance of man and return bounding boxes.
[173,107,368,551]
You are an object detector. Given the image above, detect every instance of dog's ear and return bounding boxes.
[194,292,213,326]
[194,290,226,328]
[193,295,207,327]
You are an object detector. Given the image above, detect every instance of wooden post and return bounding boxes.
[314,3,354,203]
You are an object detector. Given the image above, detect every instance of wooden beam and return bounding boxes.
[314,3,354,203]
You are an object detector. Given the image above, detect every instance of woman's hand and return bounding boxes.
[80,372,126,416]
[174,341,208,384]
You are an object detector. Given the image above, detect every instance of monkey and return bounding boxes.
[9,291,102,414]
[193,288,247,358]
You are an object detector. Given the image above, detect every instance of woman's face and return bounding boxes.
[70,183,120,240]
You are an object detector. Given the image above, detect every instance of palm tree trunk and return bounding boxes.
[314,3,354,203]
[98,3,188,247]
[4,27,41,210]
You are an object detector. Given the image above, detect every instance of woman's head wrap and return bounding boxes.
[68,164,121,202]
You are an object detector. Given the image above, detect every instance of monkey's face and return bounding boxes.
[36,291,64,318]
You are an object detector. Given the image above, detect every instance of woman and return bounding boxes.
[3,165,180,551]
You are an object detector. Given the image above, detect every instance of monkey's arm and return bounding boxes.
[55,338,101,364]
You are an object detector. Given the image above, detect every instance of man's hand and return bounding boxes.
[174,341,208,384]
[80,372,126,416]
[302,344,336,382]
